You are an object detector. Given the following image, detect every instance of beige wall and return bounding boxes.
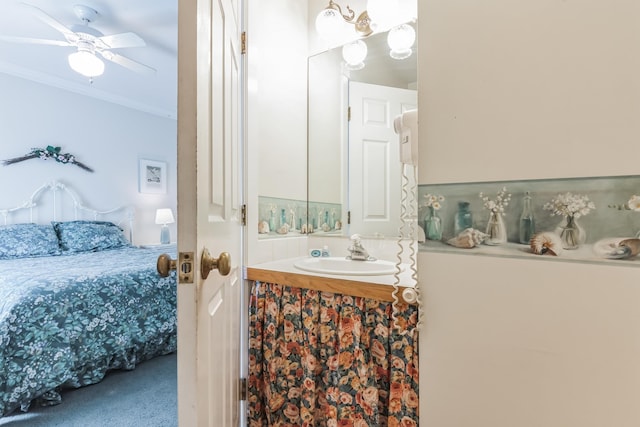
[418,1,640,426]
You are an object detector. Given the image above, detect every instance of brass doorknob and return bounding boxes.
[157,253,177,277]
[201,248,231,279]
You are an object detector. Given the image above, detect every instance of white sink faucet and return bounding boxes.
[346,234,376,261]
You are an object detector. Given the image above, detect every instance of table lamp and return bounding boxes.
[155,208,175,244]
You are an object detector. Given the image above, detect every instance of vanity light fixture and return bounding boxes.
[315,0,373,41]
[387,23,416,60]
[155,208,175,245]
[342,39,368,70]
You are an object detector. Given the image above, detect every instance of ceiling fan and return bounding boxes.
[0,3,156,78]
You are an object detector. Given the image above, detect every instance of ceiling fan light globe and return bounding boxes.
[68,50,104,77]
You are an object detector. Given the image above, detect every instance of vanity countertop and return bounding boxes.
[246,257,417,304]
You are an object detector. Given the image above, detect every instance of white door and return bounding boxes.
[348,81,417,238]
[175,0,244,425]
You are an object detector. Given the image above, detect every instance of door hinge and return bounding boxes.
[241,32,247,55]
[347,210,351,225]
[241,204,247,226]
[347,106,351,121]
[239,377,247,401]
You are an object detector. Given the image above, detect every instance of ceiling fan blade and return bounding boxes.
[20,3,76,40]
[99,51,156,76]
[97,32,146,49]
[0,35,71,47]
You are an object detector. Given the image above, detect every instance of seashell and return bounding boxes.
[321,223,331,232]
[334,220,342,230]
[258,220,270,234]
[529,232,563,256]
[618,238,640,258]
[446,228,487,249]
[592,238,633,259]
[276,224,290,234]
[300,223,313,234]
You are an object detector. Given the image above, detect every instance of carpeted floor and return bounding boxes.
[0,352,177,427]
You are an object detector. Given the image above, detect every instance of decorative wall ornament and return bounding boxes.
[2,146,94,172]
[419,176,640,266]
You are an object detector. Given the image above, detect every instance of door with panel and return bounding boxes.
[348,81,417,238]
[174,0,244,425]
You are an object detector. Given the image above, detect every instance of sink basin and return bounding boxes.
[293,257,402,276]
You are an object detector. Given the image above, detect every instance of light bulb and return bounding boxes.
[315,7,345,41]
[398,0,418,22]
[387,23,415,60]
[342,40,368,71]
[367,0,400,32]
[68,50,105,77]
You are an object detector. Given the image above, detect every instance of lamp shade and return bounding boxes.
[315,7,345,41]
[387,23,416,60]
[367,0,400,32]
[68,50,105,77]
[342,40,368,71]
[155,208,175,225]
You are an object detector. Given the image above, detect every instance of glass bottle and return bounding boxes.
[268,208,276,232]
[519,192,536,244]
[485,210,507,245]
[424,207,443,241]
[280,208,287,229]
[454,201,473,235]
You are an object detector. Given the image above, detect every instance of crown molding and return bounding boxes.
[0,60,177,120]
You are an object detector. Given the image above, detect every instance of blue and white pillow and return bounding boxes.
[0,223,61,259]
[53,220,131,253]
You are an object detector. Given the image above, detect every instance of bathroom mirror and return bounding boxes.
[307,24,417,238]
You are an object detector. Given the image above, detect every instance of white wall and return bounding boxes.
[247,0,311,264]
[0,73,177,245]
[249,0,308,202]
[419,1,640,425]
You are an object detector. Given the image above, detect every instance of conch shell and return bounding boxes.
[446,228,487,249]
[529,232,563,256]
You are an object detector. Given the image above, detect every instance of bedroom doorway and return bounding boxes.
[173,0,245,425]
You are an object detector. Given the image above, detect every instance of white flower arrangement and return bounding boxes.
[627,195,640,211]
[543,192,595,218]
[479,187,511,216]
[424,194,445,210]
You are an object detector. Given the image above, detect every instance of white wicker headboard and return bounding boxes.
[0,181,135,242]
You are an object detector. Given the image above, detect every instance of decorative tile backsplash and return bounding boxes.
[258,196,342,238]
[418,175,640,266]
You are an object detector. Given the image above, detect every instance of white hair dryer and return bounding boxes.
[393,109,418,165]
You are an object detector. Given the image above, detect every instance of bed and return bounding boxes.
[0,181,177,417]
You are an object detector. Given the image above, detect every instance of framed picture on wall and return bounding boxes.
[139,159,167,194]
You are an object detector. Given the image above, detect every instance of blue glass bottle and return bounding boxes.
[268,209,275,232]
[424,207,443,240]
[454,201,473,235]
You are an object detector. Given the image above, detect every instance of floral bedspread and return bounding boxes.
[0,245,177,417]
[248,281,420,427]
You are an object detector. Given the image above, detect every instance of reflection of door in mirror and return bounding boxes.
[348,81,417,238]
[307,25,418,239]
